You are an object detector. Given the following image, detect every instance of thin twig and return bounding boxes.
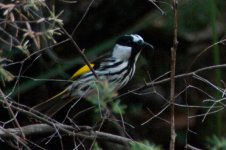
[59,25,98,79]
[185,144,202,150]
[187,38,226,72]
[0,126,30,150]
[0,98,133,145]
[0,88,26,140]
[141,104,170,125]
[71,0,95,36]
[115,64,226,101]
[148,0,166,15]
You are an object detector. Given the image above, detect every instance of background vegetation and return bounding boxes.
[0,0,226,149]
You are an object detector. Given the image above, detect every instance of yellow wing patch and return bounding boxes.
[70,64,95,79]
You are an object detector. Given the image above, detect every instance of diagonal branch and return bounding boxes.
[59,24,99,79]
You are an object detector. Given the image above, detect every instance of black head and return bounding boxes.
[112,34,153,61]
[116,34,153,49]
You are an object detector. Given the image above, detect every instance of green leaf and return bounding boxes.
[112,100,127,114]
[0,66,14,83]
[207,135,226,150]
[130,140,162,150]
[93,142,102,150]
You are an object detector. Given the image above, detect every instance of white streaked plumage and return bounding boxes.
[33,34,153,116]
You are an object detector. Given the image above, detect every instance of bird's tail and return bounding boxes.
[32,89,74,117]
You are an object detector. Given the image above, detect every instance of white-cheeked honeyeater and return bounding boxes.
[33,34,153,116]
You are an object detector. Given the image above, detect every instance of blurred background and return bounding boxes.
[0,0,226,149]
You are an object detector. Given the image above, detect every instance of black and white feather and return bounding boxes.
[33,34,153,116]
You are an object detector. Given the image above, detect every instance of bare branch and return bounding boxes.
[169,0,178,149]
[0,88,26,139]
[59,25,99,79]
[0,123,133,145]
[0,126,30,150]
[116,64,226,100]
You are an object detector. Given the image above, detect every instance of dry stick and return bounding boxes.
[187,38,226,72]
[59,25,98,79]
[7,38,71,97]
[0,126,31,150]
[150,64,226,87]
[170,0,178,149]
[0,123,133,145]
[116,64,226,101]
[0,97,80,137]
[0,99,133,145]
[185,144,202,150]
[71,0,95,36]
[0,88,26,140]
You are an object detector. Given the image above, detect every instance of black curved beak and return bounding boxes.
[142,42,154,50]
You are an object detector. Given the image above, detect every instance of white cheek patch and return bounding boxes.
[112,44,132,60]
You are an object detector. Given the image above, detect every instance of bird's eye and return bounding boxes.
[136,40,142,44]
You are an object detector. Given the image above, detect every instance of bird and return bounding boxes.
[32,34,153,117]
